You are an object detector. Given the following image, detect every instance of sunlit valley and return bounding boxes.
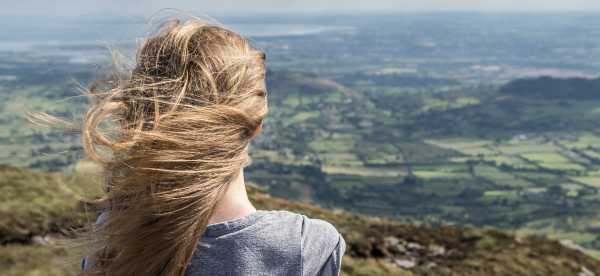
[3,13,600,275]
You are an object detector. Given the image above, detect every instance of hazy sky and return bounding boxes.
[4,0,600,15]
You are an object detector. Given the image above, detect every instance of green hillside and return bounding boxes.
[1,165,599,276]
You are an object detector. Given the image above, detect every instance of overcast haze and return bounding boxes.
[4,0,600,15]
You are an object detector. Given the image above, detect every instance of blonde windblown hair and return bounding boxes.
[81,18,268,275]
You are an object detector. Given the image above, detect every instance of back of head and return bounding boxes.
[82,18,268,276]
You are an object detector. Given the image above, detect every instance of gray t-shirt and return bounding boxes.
[185,210,346,276]
[83,210,346,276]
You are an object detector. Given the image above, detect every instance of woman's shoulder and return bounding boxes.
[300,215,340,240]
[268,210,345,276]
[260,209,342,240]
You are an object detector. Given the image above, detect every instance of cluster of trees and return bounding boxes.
[500,76,600,100]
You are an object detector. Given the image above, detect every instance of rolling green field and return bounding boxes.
[254,72,600,255]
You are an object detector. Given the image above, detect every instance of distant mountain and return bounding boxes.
[334,72,461,88]
[1,165,599,276]
[266,69,361,98]
[500,76,600,100]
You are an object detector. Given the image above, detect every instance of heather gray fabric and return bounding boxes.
[83,210,346,276]
[185,209,346,276]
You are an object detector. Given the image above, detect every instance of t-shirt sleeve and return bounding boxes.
[300,216,346,276]
[315,234,346,276]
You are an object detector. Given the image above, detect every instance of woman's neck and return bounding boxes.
[208,168,256,225]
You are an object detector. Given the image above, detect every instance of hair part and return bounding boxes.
[81,18,268,276]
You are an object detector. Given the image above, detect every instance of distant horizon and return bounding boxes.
[4,10,600,17]
[6,0,600,15]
